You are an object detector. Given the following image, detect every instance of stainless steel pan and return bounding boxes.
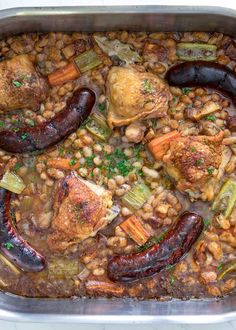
[0,5,235,324]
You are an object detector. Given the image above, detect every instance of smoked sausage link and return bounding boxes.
[0,188,45,272]
[107,212,203,282]
[165,61,236,105]
[0,87,95,153]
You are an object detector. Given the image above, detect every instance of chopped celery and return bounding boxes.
[218,260,236,280]
[86,113,112,141]
[74,49,102,73]
[48,257,80,278]
[0,172,26,194]
[212,179,236,219]
[122,182,151,210]
[177,43,217,61]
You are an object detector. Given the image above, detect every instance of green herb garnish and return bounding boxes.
[20,133,27,140]
[217,262,224,271]
[143,79,154,93]
[195,158,204,166]
[169,275,175,285]
[205,114,216,121]
[98,103,106,112]
[13,163,22,172]
[0,121,4,127]
[69,158,77,166]
[190,146,197,152]
[12,80,23,88]
[207,167,215,175]
[28,120,35,127]
[4,242,14,250]
[137,233,165,252]
[182,87,192,95]
[85,155,95,168]
[203,218,210,229]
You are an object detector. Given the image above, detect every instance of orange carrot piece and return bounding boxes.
[148,130,180,160]
[48,62,80,86]
[120,215,151,246]
[47,158,78,170]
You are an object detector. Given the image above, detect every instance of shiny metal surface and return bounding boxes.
[0,5,235,324]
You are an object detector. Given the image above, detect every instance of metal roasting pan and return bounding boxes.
[0,5,235,324]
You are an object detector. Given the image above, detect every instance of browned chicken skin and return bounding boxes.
[47,172,116,252]
[162,132,224,192]
[0,54,48,111]
[107,65,172,127]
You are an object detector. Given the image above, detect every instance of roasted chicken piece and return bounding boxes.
[0,54,48,111]
[47,172,119,252]
[106,66,172,127]
[162,132,224,192]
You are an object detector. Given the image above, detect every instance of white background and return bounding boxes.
[0,0,236,328]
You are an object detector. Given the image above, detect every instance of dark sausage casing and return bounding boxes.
[0,188,45,272]
[165,61,236,105]
[107,212,203,282]
[0,87,96,153]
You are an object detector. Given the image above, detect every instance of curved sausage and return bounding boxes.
[165,61,236,105]
[0,188,45,272]
[0,87,95,153]
[107,212,203,282]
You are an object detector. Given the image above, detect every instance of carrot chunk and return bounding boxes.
[48,62,80,86]
[148,130,180,160]
[120,215,151,246]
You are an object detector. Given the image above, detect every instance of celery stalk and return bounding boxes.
[74,49,102,73]
[177,43,217,61]
[86,113,112,141]
[212,179,236,219]
[122,182,151,210]
[0,172,26,194]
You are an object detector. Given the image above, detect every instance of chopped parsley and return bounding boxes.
[169,275,175,285]
[98,103,106,112]
[151,118,157,129]
[0,121,4,127]
[13,162,22,172]
[170,108,175,113]
[143,79,154,93]
[137,233,166,252]
[195,158,204,166]
[12,80,23,88]
[172,96,177,102]
[85,155,95,168]
[207,167,215,175]
[203,218,210,229]
[190,146,197,153]
[28,120,35,127]
[182,87,192,95]
[59,147,65,156]
[217,262,224,271]
[205,114,216,122]
[3,242,14,250]
[20,133,28,140]
[69,158,77,166]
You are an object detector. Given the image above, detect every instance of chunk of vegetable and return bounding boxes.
[148,130,180,160]
[86,113,112,141]
[212,179,236,219]
[0,172,26,194]
[122,182,151,210]
[94,35,141,64]
[189,101,220,121]
[47,158,78,170]
[48,62,80,86]
[120,215,151,245]
[177,43,217,61]
[74,49,102,73]
[48,49,102,86]
[218,260,236,280]
[48,257,80,278]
